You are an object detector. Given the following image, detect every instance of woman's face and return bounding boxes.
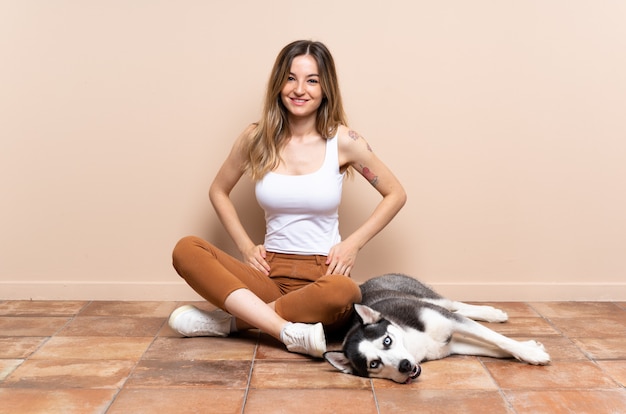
[280,54,324,120]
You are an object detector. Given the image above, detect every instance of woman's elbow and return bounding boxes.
[395,186,408,209]
[208,183,223,206]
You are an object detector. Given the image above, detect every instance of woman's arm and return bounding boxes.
[328,125,407,275]
[209,125,271,274]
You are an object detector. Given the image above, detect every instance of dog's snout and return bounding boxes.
[399,359,413,374]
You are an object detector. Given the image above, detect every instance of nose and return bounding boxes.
[399,359,413,373]
[294,80,305,95]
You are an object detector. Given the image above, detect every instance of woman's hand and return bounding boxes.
[326,240,359,276]
[244,244,270,275]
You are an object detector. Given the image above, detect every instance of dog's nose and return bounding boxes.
[399,359,413,374]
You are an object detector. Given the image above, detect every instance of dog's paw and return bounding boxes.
[516,340,551,365]
[480,306,509,323]
[453,303,508,322]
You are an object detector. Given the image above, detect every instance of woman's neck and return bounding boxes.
[287,114,318,139]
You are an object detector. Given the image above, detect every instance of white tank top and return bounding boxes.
[255,135,344,255]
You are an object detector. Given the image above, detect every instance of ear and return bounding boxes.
[323,351,355,375]
[354,304,382,325]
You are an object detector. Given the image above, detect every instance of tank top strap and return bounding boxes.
[323,132,340,174]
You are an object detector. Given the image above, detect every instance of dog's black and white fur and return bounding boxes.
[324,273,550,383]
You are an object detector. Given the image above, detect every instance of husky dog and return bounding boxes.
[324,273,550,383]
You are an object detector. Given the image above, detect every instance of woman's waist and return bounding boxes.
[266,251,327,262]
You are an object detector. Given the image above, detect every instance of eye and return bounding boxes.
[383,336,392,347]
[307,78,319,84]
[369,360,381,369]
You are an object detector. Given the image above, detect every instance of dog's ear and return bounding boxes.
[354,304,382,325]
[323,351,355,375]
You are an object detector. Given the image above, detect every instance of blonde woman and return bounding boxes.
[169,40,406,357]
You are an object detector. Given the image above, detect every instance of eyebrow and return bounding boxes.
[289,72,320,78]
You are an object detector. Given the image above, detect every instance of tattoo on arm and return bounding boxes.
[348,130,373,152]
[361,164,379,187]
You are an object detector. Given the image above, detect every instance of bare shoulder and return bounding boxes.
[229,123,256,153]
[238,123,258,143]
[337,125,374,157]
[216,124,254,172]
[337,125,402,193]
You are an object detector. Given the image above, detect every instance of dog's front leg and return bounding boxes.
[451,319,550,365]
[448,335,514,359]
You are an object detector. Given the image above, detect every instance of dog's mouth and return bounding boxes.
[405,365,421,384]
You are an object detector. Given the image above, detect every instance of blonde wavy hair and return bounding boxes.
[243,40,348,180]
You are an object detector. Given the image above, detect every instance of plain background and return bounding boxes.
[1,1,625,301]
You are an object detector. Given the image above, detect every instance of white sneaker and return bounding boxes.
[280,322,327,358]
[168,305,232,337]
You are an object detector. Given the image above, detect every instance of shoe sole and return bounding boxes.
[310,323,327,358]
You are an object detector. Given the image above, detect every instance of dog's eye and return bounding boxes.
[383,336,393,347]
[369,360,381,370]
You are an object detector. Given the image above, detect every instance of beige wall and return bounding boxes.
[2,1,625,301]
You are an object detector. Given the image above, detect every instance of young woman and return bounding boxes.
[169,40,406,357]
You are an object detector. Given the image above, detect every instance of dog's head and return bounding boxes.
[324,304,421,384]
